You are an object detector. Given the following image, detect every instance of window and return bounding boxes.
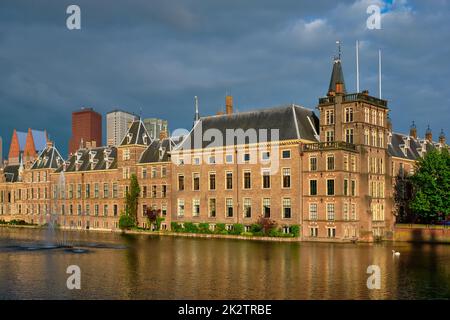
[325,109,334,125]
[209,198,216,217]
[310,180,317,196]
[77,184,82,199]
[309,156,317,171]
[142,168,147,179]
[193,173,200,191]
[113,205,118,217]
[177,199,185,217]
[243,153,250,162]
[345,128,354,144]
[178,175,185,191]
[226,172,233,190]
[243,198,251,218]
[326,130,334,142]
[263,198,271,218]
[143,186,147,198]
[365,108,370,122]
[244,171,251,189]
[371,130,376,146]
[262,170,271,189]
[103,183,109,198]
[103,205,108,217]
[364,129,369,145]
[327,227,336,238]
[112,183,118,198]
[282,168,291,188]
[343,203,349,221]
[209,173,216,190]
[310,227,318,237]
[309,203,318,220]
[372,110,377,125]
[327,203,335,221]
[351,203,357,220]
[261,151,270,160]
[282,198,291,219]
[226,198,233,217]
[123,149,130,161]
[327,155,335,170]
[151,167,157,178]
[162,185,167,198]
[77,205,82,216]
[282,150,291,159]
[68,184,73,199]
[327,179,335,196]
[225,154,233,164]
[378,111,384,126]
[94,183,99,198]
[161,166,167,177]
[351,180,356,196]
[343,155,349,171]
[152,185,157,198]
[345,107,353,122]
[192,199,200,217]
[378,132,384,148]
[208,156,216,164]
[344,179,349,196]
[351,155,356,171]
[86,204,90,216]
[94,204,99,216]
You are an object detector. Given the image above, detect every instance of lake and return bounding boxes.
[0,227,449,299]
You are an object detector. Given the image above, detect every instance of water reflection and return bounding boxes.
[0,228,449,299]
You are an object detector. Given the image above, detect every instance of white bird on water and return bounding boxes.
[392,250,400,256]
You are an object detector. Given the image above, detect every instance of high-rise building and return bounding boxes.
[68,107,102,155]
[106,110,138,146]
[143,118,168,140]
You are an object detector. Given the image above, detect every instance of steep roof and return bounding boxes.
[31,130,47,152]
[387,132,440,160]
[175,104,319,150]
[328,59,346,94]
[140,136,184,163]
[31,146,64,170]
[120,120,152,146]
[3,165,20,182]
[56,146,117,173]
[16,132,27,150]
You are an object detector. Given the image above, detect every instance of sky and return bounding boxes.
[0,0,449,157]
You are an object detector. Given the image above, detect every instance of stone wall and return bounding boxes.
[394,224,450,243]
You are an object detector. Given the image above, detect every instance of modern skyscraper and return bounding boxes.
[106,110,138,146]
[68,107,102,155]
[143,118,168,140]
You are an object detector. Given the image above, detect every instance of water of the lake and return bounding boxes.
[0,227,449,299]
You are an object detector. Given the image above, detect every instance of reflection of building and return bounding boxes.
[68,107,102,155]
[143,118,168,140]
[0,47,448,241]
[8,128,48,165]
[106,110,138,146]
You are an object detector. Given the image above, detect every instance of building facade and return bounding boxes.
[0,55,448,242]
[68,107,102,155]
[106,110,138,146]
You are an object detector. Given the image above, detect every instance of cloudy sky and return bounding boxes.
[0,0,449,156]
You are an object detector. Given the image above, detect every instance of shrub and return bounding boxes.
[290,225,300,237]
[215,223,226,233]
[184,222,199,233]
[250,223,263,234]
[218,230,229,235]
[171,222,183,232]
[119,214,135,230]
[198,223,211,234]
[155,217,165,231]
[268,228,280,237]
[241,232,253,237]
[230,223,244,235]
[9,219,28,225]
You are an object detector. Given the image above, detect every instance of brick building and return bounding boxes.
[0,53,448,241]
[68,107,102,155]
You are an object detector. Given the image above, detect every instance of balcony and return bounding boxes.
[318,93,388,109]
[303,141,357,152]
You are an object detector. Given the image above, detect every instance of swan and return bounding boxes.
[392,250,400,256]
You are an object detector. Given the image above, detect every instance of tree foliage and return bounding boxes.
[409,148,450,222]
[126,174,141,222]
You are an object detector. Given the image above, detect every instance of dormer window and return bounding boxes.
[123,149,130,161]
[127,133,133,144]
[143,133,148,145]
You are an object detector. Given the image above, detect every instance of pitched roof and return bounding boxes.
[120,120,152,146]
[387,132,440,160]
[140,136,184,163]
[16,131,27,150]
[328,59,346,94]
[3,165,20,182]
[175,104,319,150]
[31,130,47,152]
[31,146,64,170]
[56,146,117,173]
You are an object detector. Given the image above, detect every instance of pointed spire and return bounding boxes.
[439,129,446,145]
[425,125,433,142]
[410,121,417,139]
[328,41,346,96]
[193,96,200,126]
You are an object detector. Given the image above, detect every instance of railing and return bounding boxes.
[303,141,357,152]
[319,93,388,108]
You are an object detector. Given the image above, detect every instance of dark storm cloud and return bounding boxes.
[0,0,449,157]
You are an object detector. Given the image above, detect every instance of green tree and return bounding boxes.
[409,148,450,222]
[119,174,141,230]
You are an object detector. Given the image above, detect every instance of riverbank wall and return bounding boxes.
[394,224,450,244]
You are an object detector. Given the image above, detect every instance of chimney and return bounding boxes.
[409,121,417,139]
[425,125,432,142]
[225,95,233,115]
[86,141,91,149]
[362,90,369,96]
[159,130,168,140]
[46,140,54,148]
[91,140,97,148]
[439,129,446,145]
